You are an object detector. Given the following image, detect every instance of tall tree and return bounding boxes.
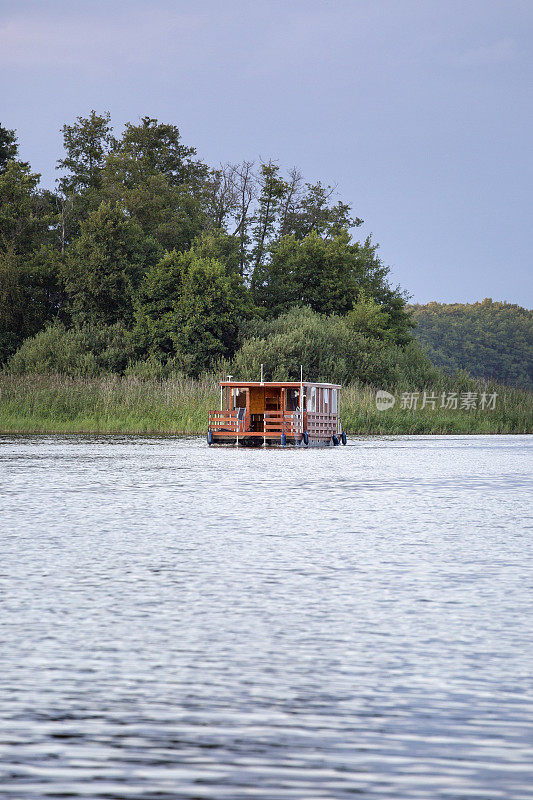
[0,160,46,253]
[57,110,114,195]
[100,117,210,251]
[251,162,288,272]
[63,202,161,326]
[111,116,207,188]
[56,111,115,251]
[251,231,412,343]
[134,243,251,374]
[0,152,63,363]
[281,181,362,239]
[230,160,255,276]
[0,123,18,172]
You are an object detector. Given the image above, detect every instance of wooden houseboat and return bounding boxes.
[207,380,347,447]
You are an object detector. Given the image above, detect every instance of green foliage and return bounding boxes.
[63,202,161,325]
[251,231,413,343]
[250,164,362,273]
[99,117,209,251]
[252,162,289,270]
[0,141,63,362]
[0,245,64,362]
[347,293,395,341]
[7,321,136,376]
[411,299,533,389]
[5,108,529,406]
[112,116,207,188]
[0,159,50,254]
[231,306,431,386]
[0,247,25,361]
[189,230,242,274]
[57,110,114,194]
[0,123,18,172]
[134,243,251,376]
[381,340,444,390]
[281,180,363,240]
[101,168,207,252]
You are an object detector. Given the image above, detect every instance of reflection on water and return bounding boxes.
[0,435,532,799]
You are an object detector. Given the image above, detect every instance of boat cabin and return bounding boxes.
[208,380,345,446]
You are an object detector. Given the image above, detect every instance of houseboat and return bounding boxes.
[207,379,347,447]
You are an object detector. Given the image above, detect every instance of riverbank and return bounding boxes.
[0,374,531,435]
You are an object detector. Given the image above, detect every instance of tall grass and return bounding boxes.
[0,374,218,434]
[0,373,531,435]
[340,381,532,435]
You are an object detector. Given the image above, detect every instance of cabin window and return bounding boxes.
[324,389,329,413]
[231,388,247,409]
[308,386,316,412]
[332,388,338,413]
[286,389,299,411]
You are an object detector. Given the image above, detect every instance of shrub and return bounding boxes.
[231,306,431,386]
[7,321,136,376]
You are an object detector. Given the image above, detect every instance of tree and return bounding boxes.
[0,140,63,361]
[251,162,288,271]
[187,230,242,275]
[134,244,251,375]
[208,160,256,276]
[0,123,18,172]
[100,117,210,251]
[0,245,63,363]
[251,231,412,344]
[55,111,115,251]
[112,116,207,188]
[232,306,398,386]
[63,202,161,326]
[0,160,49,254]
[347,292,395,342]
[57,110,114,195]
[0,247,25,361]
[281,180,362,239]
[411,300,533,388]
[207,161,363,278]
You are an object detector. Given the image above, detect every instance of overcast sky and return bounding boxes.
[1,0,531,306]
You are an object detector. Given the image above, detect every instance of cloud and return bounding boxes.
[0,7,205,69]
[451,37,516,67]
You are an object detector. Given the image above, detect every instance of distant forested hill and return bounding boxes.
[410,299,533,389]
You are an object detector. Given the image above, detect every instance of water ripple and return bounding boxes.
[0,434,532,799]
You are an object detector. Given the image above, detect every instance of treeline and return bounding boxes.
[411,300,533,390]
[2,113,529,394]
[0,111,422,386]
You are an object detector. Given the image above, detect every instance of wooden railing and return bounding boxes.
[306,412,338,437]
[209,409,338,438]
[208,410,242,433]
[264,411,302,435]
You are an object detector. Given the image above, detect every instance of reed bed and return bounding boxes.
[340,382,532,435]
[0,374,218,434]
[0,373,531,435]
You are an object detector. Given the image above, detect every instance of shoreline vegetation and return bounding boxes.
[1,374,531,436]
[2,115,531,436]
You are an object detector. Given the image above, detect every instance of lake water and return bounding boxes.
[0,434,532,799]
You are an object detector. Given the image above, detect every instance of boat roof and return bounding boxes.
[219,381,342,389]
